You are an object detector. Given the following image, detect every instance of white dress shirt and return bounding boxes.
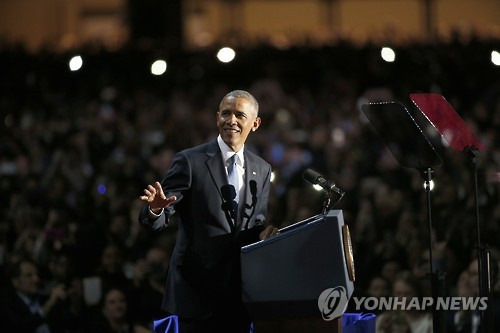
[217,135,245,201]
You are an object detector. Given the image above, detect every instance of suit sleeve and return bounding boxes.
[138,151,192,231]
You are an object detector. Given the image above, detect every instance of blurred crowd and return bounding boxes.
[0,34,499,332]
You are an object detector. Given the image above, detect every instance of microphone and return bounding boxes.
[221,184,236,202]
[249,180,257,204]
[221,184,237,220]
[303,169,345,196]
[243,180,258,229]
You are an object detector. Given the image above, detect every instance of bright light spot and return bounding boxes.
[381,47,396,62]
[424,180,435,191]
[151,60,167,75]
[313,184,323,191]
[217,47,236,63]
[97,184,107,195]
[270,172,275,183]
[491,50,500,66]
[69,55,83,71]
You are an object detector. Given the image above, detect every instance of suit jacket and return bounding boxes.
[139,140,272,319]
[0,287,48,332]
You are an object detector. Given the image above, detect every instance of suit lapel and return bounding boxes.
[205,141,226,196]
[205,140,234,232]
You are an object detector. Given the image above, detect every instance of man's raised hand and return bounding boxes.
[139,181,176,214]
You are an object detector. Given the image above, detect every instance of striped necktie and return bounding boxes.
[227,154,239,202]
[227,154,239,220]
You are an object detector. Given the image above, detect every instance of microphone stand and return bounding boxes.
[321,191,332,215]
[321,189,344,215]
[420,167,446,333]
[220,185,237,233]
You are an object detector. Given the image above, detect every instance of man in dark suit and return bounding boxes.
[0,258,67,333]
[139,90,278,333]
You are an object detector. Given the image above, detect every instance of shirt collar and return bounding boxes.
[16,291,36,306]
[217,135,244,167]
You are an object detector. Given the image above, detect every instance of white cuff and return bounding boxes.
[148,207,164,219]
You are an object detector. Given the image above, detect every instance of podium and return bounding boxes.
[241,210,355,332]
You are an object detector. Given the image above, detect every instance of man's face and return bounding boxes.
[217,97,261,152]
[12,261,40,297]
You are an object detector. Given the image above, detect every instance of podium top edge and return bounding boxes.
[241,210,344,253]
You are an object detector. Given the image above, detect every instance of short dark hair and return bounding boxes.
[220,90,259,116]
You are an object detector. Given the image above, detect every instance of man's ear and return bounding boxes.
[252,117,261,132]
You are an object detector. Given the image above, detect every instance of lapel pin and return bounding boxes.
[252,171,257,175]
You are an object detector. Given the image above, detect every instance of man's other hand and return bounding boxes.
[259,225,279,240]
